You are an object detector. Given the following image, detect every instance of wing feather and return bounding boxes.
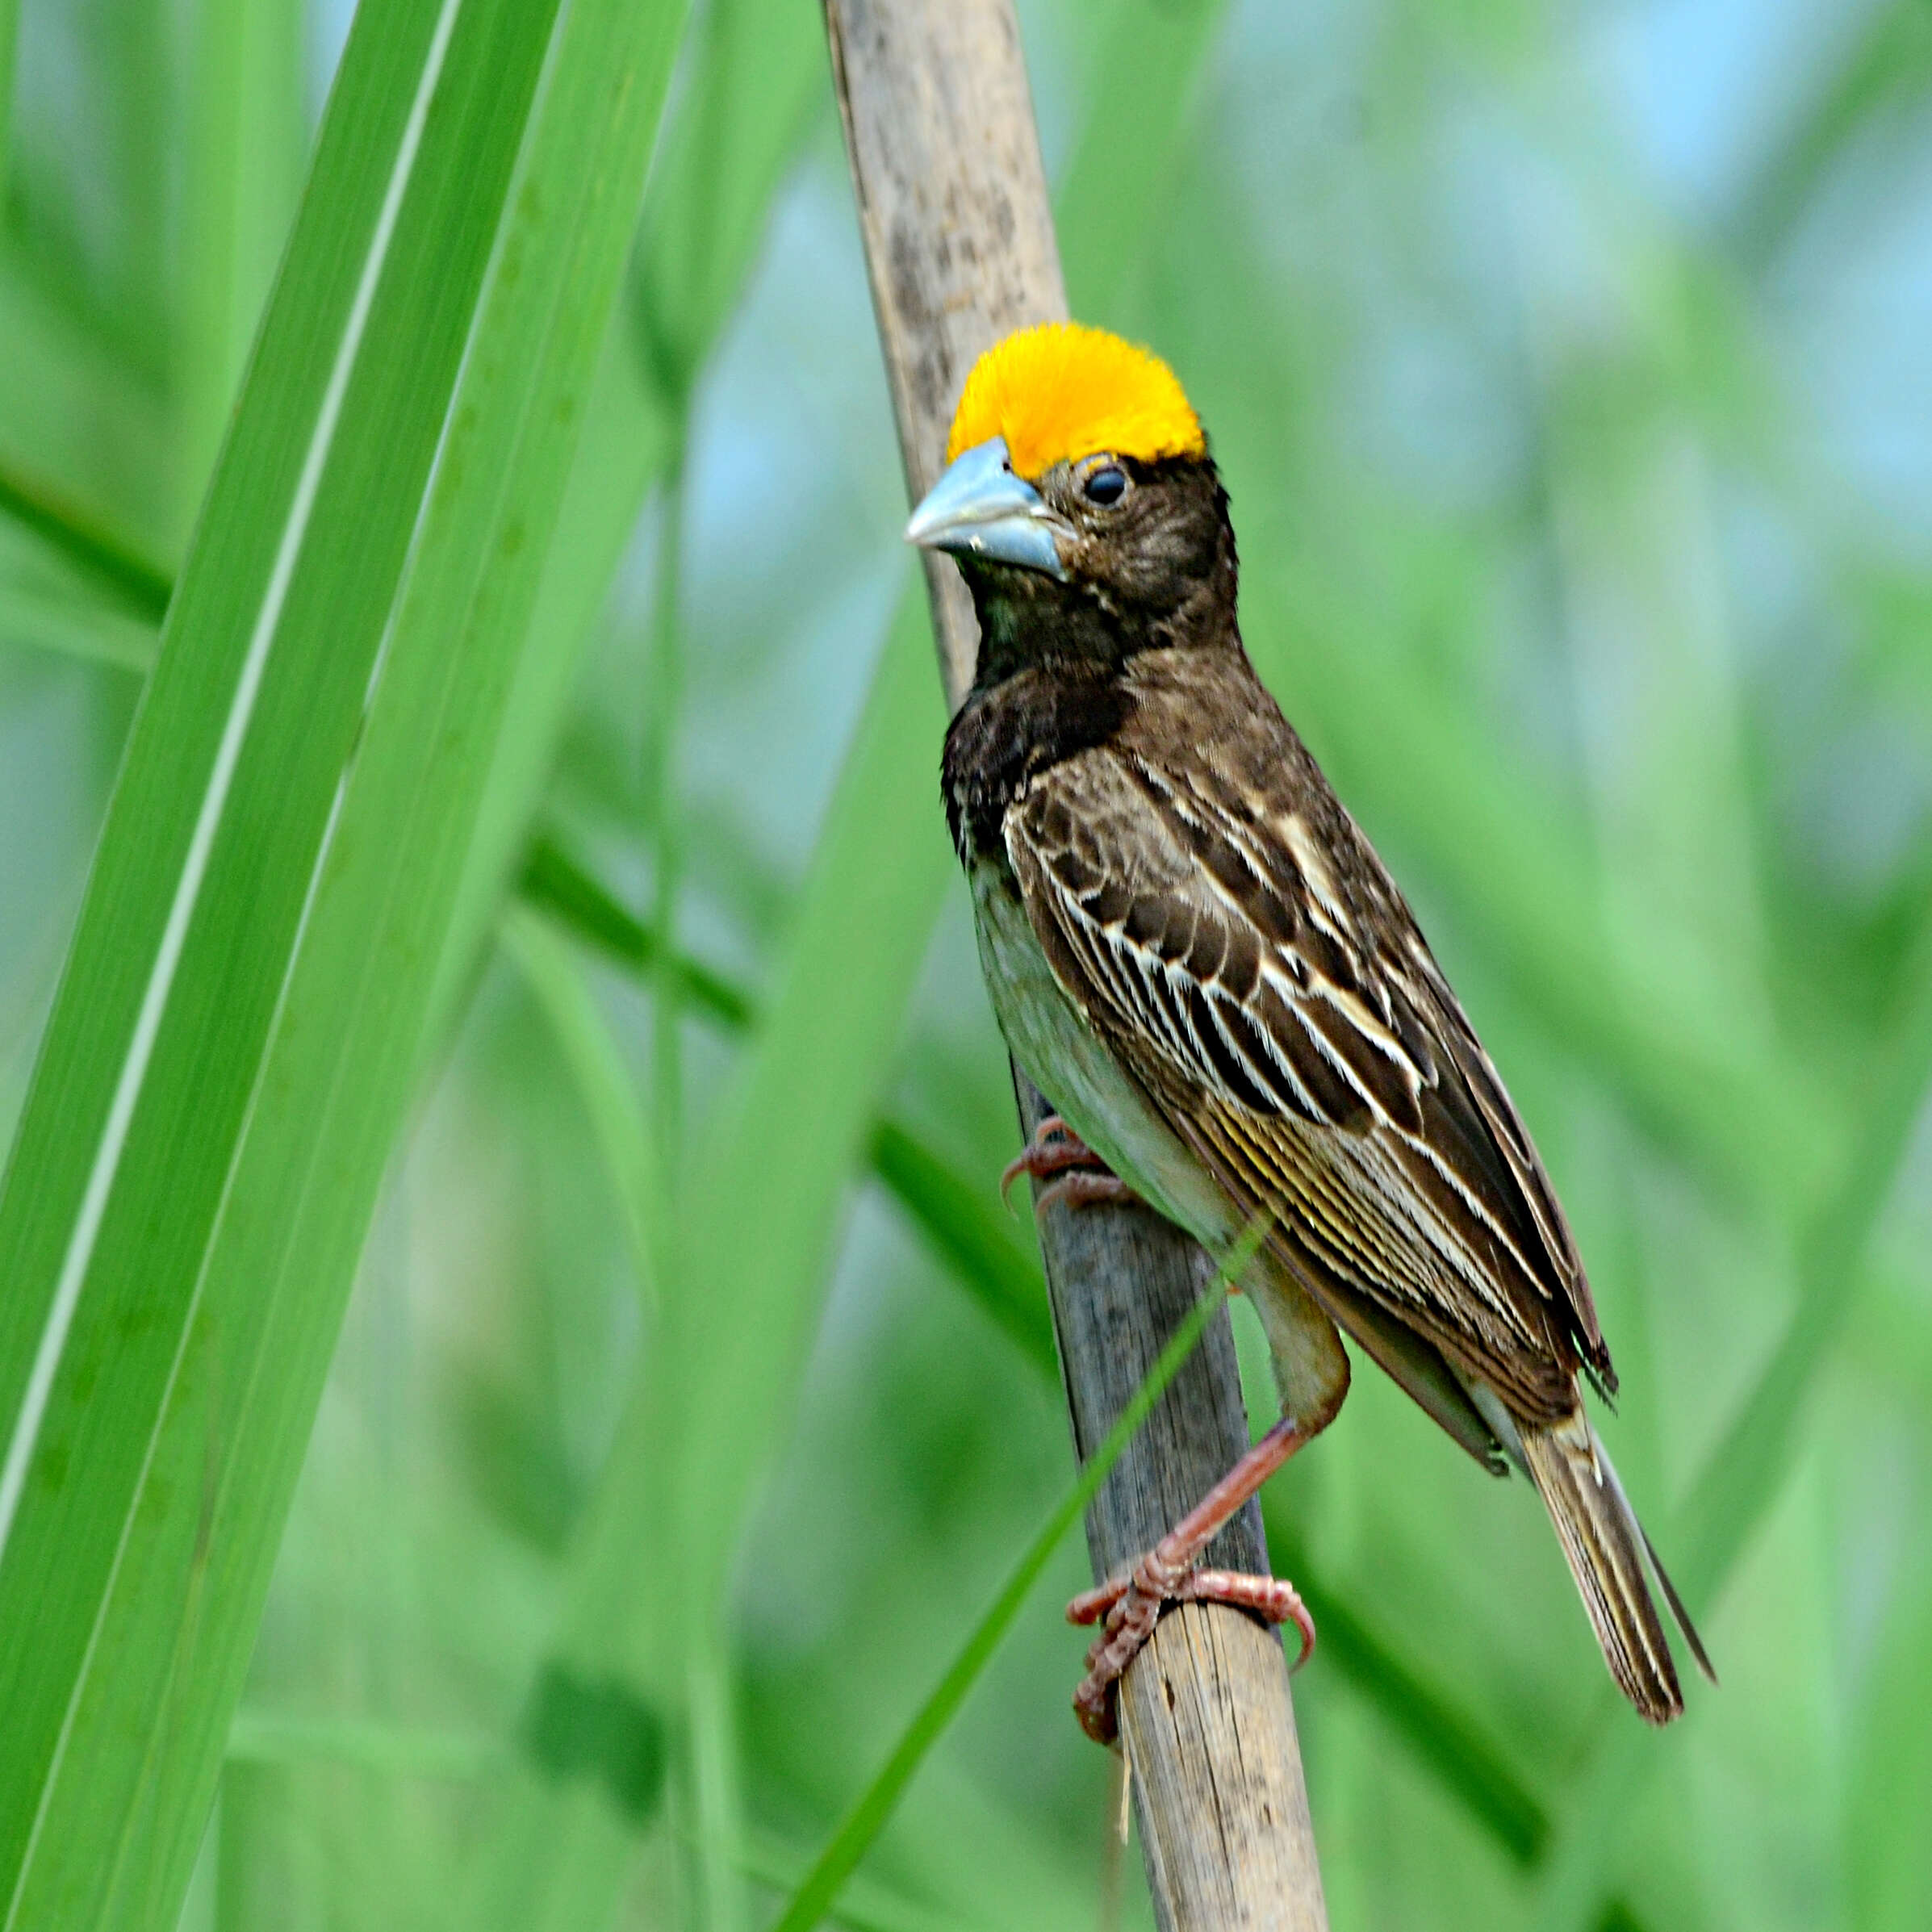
[1001,654,1606,1419]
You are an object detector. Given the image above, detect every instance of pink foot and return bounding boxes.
[1000,1116,1138,1214]
[1061,1415,1320,1746]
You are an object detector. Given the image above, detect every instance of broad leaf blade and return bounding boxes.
[0,0,689,1919]
[2,8,539,1896]
[429,0,828,1044]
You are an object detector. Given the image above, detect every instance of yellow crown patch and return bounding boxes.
[945,323,1206,479]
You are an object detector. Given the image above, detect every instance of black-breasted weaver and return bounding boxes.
[908,323,1713,1743]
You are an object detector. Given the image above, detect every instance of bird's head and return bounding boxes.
[905,323,1235,684]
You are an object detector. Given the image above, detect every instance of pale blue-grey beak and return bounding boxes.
[904,436,1069,580]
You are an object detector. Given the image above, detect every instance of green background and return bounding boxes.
[1,0,1929,1929]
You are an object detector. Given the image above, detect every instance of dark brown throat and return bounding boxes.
[959,453,1239,690]
[943,661,1136,865]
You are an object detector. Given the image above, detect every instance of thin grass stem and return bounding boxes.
[644,452,688,1194]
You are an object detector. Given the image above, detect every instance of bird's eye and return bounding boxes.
[1083,465,1127,506]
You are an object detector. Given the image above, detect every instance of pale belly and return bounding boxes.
[969,860,1350,1424]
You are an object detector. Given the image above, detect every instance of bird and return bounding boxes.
[905,320,1713,1745]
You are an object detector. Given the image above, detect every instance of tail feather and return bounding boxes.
[1520,1411,1703,1725]
[1601,1446,1718,1689]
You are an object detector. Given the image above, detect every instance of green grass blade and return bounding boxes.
[0,0,18,207]
[1261,1501,1549,1867]
[225,1713,504,1781]
[1056,0,1229,317]
[427,320,674,1051]
[0,0,691,1919]
[1845,1549,1932,1931]
[519,837,1053,1368]
[727,1829,974,1932]
[0,219,175,566]
[521,831,757,1028]
[865,1118,1056,1375]
[770,1270,1235,1932]
[470,584,953,1927]
[616,579,952,1641]
[0,1,551,1905]
[0,578,156,673]
[630,0,828,400]
[1526,929,1932,1932]
[640,458,689,1204]
[174,0,307,526]
[1731,0,1932,267]
[503,907,665,1313]
[428,0,824,1053]
[1673,936,1932,1608]
[0,457,172,622]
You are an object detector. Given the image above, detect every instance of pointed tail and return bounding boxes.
[1519,1410,1714,1725]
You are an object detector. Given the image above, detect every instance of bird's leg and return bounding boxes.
[1064,1413,1319,1746]
[1000,1114,1138,1213]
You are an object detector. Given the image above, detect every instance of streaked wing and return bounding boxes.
[1002,659,1607,1420]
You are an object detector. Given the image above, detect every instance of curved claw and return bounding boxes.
[1181,1570,1316,1672]
[997,1148,1035,1211]
[999,1115,1119,1211]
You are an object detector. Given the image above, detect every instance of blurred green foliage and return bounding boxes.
[2,1,1930,1930]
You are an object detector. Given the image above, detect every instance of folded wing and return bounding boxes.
[1002,665,1608,1426]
